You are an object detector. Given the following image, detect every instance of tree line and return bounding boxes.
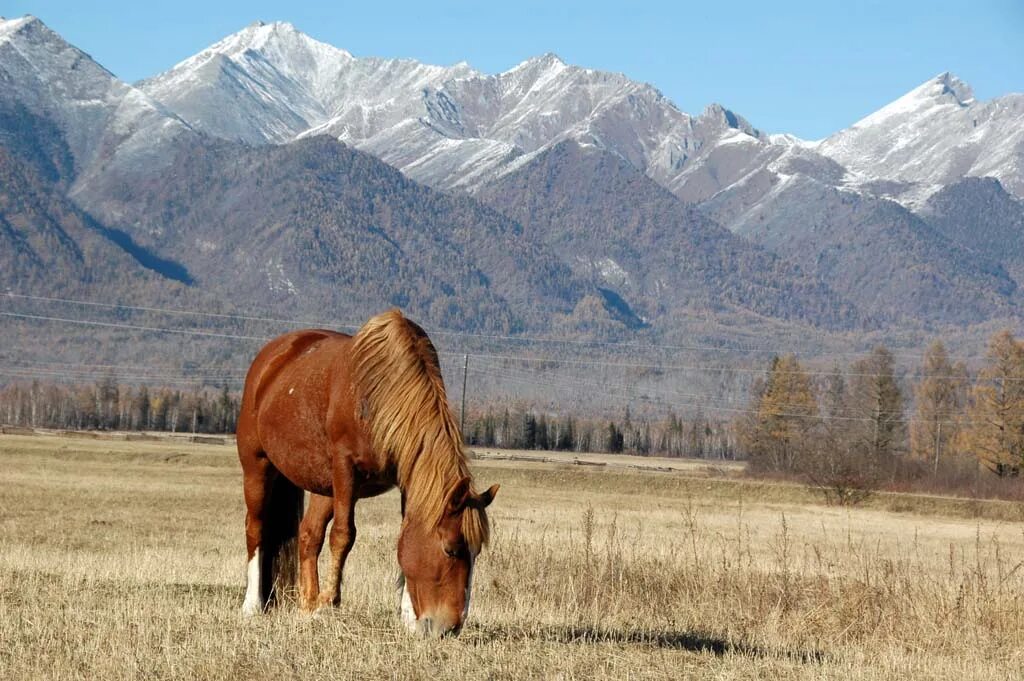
[0,373,737,459]
[737,329,1024,503]
[463,406,735,459]
[2,329,1024,496]
[0,377,238,434]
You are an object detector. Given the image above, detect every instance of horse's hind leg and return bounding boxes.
[298,493,333,613]
[240,448,274,616]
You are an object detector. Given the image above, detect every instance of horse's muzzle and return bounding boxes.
[417,616,462,638]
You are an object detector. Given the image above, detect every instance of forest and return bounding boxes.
[2,329,1023,501]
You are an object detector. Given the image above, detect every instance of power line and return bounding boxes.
[0,366,243,380]
[447,350,998,383]
[0,349,972,425]
[467,364,941,424]
[2,290,996,362]
[466,358,910,417]
[1,308,1019,391]
[0,358,247,375]
[0,369,240,387]
[0,311,270,341]
[3,292,358,330]
[0,302,1012,423]
[0,353,908,418]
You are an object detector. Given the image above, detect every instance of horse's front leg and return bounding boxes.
[298,493,333,612]
[318,462,356,608]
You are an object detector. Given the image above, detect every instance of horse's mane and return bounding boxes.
[350,309,489,553]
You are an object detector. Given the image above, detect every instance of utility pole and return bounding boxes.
[460,354,469,438]
[934,420,942,476]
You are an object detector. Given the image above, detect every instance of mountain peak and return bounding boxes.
[245,20,302,35]
[898,72,975,108]
[225,20,320,51]
[845,71,975,132]
[159,20,353,77]
[510,52,567,74]
[210,20,342,53]
[0,14,40,27]
[0,14,49,40]
[698,103,760,137]
[932,71,974,104]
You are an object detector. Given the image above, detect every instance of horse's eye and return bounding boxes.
[444,546,458,558]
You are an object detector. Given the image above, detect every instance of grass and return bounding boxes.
[1,433,1023,679]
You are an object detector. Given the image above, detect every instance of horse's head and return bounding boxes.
[397,476,498,637]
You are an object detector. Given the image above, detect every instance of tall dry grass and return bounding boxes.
[0,433,1022,679]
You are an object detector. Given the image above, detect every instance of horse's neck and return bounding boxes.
[398,449,465,521]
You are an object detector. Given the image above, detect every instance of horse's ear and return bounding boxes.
[444,476,472,515]
[474,484,499,509]
[465,484,498,510]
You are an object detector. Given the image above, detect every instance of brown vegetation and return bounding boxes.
[738,332,1024,505]
[0,433,1022,679]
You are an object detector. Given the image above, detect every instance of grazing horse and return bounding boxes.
[236,309,498,636]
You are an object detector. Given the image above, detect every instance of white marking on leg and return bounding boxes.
[400,580,417,632]
[241,548,262,617]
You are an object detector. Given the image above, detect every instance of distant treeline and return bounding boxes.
[3,330,1024,492]
[463,407,735,459]
[0,375,737,459]
[0,378,238,434]
[736,330,1024,504]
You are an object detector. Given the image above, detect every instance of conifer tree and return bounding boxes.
[847,346,905,463]
[964,330,1024,476]
[910,341,967,471]
[739,354,818,472]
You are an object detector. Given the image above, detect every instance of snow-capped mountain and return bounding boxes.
[139,21,475,147]
[7,14,1023,213]
[142,22,1024,211]
[4,14,1024,338]
[138,21,777,194]
[816,72,1024,205]
[0,15,190,194]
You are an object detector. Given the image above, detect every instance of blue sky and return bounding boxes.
[6,0,1022,139]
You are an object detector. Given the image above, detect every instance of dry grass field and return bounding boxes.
[1,432,1023,680]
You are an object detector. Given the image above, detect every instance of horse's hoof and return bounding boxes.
[241,599,263,618]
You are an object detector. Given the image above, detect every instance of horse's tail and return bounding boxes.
[260,473,304,608]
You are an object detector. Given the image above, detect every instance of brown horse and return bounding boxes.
[236,309,498,636]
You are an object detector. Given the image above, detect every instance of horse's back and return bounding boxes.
[238,329,354,494]
[243,329,348,409]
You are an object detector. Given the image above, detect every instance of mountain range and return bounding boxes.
[2,14,1023,367]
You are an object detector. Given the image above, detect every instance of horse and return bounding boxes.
[236,309,499,637]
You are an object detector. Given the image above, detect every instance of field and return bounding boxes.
[1,433,1022,680]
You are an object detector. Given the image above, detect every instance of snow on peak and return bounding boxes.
[848,72,974,130]
[1,14,56,43]
[139,21,486,146]
[0,13,191,189]
[505,52,569,80]
[520,52,566,68]
[536,52,566,66]
[933,71,974,104]
[768,133,816,148]
[816,71,1024,202]
[162,19,353,73]
[697,103,762,139]
[1,14,39,30]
